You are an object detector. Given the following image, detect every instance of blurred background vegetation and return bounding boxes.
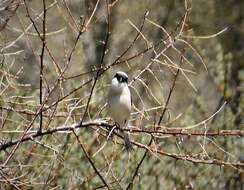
[0,0,243,189]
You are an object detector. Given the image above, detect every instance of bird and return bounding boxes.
[107,71,133,151]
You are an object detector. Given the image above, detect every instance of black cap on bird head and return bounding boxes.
[114,71,128,83]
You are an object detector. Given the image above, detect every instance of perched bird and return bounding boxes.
[107,71,133,151]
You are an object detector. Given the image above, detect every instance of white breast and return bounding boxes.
[107,85,131,126]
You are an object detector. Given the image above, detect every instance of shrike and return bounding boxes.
[107,71,133,151]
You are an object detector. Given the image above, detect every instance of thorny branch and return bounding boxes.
[0,120,243,167]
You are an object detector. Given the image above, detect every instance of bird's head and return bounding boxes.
[111,71,129,93]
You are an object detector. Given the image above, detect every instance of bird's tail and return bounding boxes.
[122,132,133,151]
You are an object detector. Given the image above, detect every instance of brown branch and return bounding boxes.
[63,9,149,81]
[80,0,110,124]
[1,106,43,165]
[1,121,244,151]
[39,0,47,132]
[0,0,21,32]
[1,121,243,167]
[124,128,244,137]
[72,130,112,190]
[133,140,244,169]
[126,137,153,190]
[0,168,21,190]
[157,49,184,125]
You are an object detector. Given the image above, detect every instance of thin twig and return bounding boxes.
[39,0,47,132]
[80,0,110,124]
[72,130,112,190]
[126,137,153,190]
